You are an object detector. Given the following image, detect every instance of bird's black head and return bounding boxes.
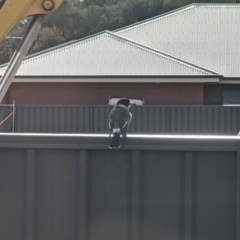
[116,98,131,107]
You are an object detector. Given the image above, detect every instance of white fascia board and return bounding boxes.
[12,77,220,83]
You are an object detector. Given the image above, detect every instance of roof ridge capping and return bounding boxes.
[26,30,110,59]
[193,3,240,6]
[0,30,111,69]
[107,31,220,76]
[0,30,116,70]
[114,3,240,33]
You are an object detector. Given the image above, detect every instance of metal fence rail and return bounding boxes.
[12,105,240,134]
[0,134,239,240]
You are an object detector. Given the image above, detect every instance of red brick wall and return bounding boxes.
[8,82,204,105]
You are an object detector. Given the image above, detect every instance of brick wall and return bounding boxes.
[204,84,240,105]
[8,82,204,105]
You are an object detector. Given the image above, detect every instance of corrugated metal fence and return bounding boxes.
[0,134,239,240]
[0,104,14,132]
[11,105,240,134]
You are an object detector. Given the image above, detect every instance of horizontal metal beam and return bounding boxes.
[0,133,239,151]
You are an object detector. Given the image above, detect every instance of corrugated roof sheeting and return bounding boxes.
[116,4,240,77]
[0,32,214,76]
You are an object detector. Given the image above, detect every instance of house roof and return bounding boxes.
[1,3,236,79]
[0,31,217,78]
[115,3,240,78]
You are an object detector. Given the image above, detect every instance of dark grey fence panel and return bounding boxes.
[14,105,240,134]
[0,105,13,132]
[90,150,129,240]
[0,149,25,239]
[92,106,111,133]
[170,106,216,134]
[37,149,76,240]
[15,105,92,133]
[170,106,240,135]
[195,151,237,240]
[141,151,182,239]
[129,106,169,133]
[0,135,239,240]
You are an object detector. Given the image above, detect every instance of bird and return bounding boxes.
[109,98,133,149]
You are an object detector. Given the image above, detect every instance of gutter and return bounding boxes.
[6,76,220,83]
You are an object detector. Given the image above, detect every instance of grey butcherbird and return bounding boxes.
[109,98,133,149]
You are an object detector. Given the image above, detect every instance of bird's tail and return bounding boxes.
[109,132,121,149]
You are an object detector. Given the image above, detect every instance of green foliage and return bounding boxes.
[0,39,11,65]
[30,26,65,53]
[44,1,126,41]
[121,0,165,25]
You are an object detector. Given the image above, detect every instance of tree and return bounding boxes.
[30,26,64,53]
[0,39,11,65]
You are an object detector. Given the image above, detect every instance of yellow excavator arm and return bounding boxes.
[0,0,63,43]
[0,0,63,103]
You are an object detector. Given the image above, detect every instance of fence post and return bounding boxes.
[237,144,240,240]
[12,101,15,132]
